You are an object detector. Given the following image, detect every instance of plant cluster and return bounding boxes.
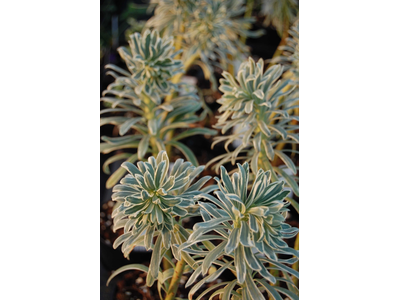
[210,57,299,197]
[101,29,216,188]
[108,155,298,300]
[147,0,263,87]
[111,151,216,285]
[179,162,298,299]
[101,1,299,299]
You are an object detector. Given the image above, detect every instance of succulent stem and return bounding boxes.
[240,0,255,45]
[163,52,200,156]
[142,94,158,156]
[227,54,235,75]
[292,233,299,287]
[162,248,174,283]
[165,258,187,300]
[174,24,185,58]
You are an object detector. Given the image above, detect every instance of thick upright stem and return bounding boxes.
[292,233,299,287]
[240,0,255,45]
[165,258,186,300]
[162,248,174,284]
[174,24,185,58]
[164,52,200,156]
[142,94,158,156]
[227,54,235,76]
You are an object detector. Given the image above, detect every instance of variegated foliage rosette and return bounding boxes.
[111,151,216,286]
[261,0,299,36]
[209,57,299,196]
[147,0,196,37]
[101,29,216,188]
[147,0,263,87]
[178,163,299,300]
[108,29,183,104]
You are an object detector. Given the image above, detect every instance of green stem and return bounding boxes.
[227,54,235,76]
[142,94,158,156]
[162,248,174,276]
[292,233,299,287]
[174,24,185,57]
[165,258,186,300]
[240,0,255,45]
[164,52,200,156]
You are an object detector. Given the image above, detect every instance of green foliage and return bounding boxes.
[147,0,263,85]
[100,29,216,188]
[103,4,299,300]
[261,0,299,35]
[209,57,299,194]
[178,162,298,299]
[111,151,213,285]
[116,29,183,103]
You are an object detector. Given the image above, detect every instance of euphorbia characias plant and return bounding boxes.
[209,57,299,199]
[147,0,263,87]
[179,162,298,299]
[107,154,298,300]
[102,1,299,299]
[100,29,216,188]
[109,151,215,288]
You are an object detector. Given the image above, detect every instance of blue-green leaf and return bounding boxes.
[106,264,148,286]
[225,227,241,254]
[255,279,283,300]
[138,135,150,160]
[202,240,227,275]
[234,244,246,284]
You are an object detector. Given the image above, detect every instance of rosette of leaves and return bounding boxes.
[110,151,215,286]
[147,0,197,36]
[147,0,263,87]
[184,0,260,64]
[109,29,183,104]
[101,29,217,189]
[209,57,299,196]
[178,163,299,299]
[261,0,299,36]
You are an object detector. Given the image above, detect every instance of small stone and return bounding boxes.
[135,277,144,284]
